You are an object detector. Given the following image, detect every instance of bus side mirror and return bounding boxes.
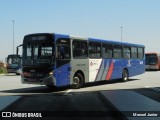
[16,44,23,55]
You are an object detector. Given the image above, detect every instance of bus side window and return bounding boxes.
[58,45,70,60]
[123,46,131,59]
[73,40,88,59]
[138,47,144,59]
[89,42,101,59]
[131,47,138,59]
[56,38,71,68]
[113,45,122,59]
[102,43,113,58]
[89,43,95,58]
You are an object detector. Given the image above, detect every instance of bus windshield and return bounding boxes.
[8,57,21,65]
[23,42,54,66]
[6,54,22,70]
[145,54,157,65]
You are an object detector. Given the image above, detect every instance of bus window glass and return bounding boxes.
[102,44,113,58]
[57,45,70,60]
[123,46,131,59]
[33,45,38,60]
[41,46,52,58]
[56,39,70,60]
[89,42,101,58]
[138,47,144,59]
[27,44,32,59]
[73,40,88,59]
[113,45,122,59]
[56,38,70,68]
[131,47,137,59]
[8,58,12,64]
[145,54,157,65]
[24,43,54,65]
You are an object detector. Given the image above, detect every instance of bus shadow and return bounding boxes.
[0,79,139,95]
[0,86,69,94]
[145,70,159,72]
[82,78,139,88]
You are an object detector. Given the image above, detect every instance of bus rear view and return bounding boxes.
[145,53,160,70]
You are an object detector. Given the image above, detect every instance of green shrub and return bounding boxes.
[0,67,7,74]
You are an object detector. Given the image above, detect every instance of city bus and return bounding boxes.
[21,33,145,89]
[6,54,22,75]
[145,52,160,70]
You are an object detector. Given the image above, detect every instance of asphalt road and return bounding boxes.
[0,71,160,120]
[0,71,160,97]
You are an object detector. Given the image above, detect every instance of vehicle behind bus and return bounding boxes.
[6,54,22,75]
[145,53,160,70]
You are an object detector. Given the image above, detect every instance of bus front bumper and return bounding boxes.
[21,75,56,86]
[7,68,22,75]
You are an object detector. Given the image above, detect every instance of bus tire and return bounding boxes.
[71,73,84,89]
[122,69,128,82]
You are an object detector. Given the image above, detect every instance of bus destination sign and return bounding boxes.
[31,36,47,41]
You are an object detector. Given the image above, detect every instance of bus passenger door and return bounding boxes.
[55,38,71,86]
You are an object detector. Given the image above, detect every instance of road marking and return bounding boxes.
[63,89,72,95]
[144,86,152,88]
[144,86,160,92]
[152,87,160,92]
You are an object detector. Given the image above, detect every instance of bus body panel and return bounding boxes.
[54,34,71,86]
[112,59,123,79]
[89,59,102,82]
[54,63,71,86]
[128,59,145,77]
[70,37,89,84]
[95,59,114,81]
[70,59,89,83]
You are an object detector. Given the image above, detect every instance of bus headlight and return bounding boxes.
[49,71,54,75]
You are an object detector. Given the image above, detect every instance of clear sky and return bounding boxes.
[0,0,160,61]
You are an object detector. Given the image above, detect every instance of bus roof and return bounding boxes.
[88,38,145,48]
[145,52,159,54]
[7,54,21,58]
[24,33,145,48]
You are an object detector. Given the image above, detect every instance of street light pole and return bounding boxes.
[121,26,123,42]
[13,20,14,54]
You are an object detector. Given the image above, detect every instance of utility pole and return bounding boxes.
[121,26,123,42]
[13,20,14,54]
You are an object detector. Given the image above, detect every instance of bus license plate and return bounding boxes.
[28,78,38,82]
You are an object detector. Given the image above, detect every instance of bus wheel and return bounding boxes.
[71,73,84,89]
[122,69,128,82]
